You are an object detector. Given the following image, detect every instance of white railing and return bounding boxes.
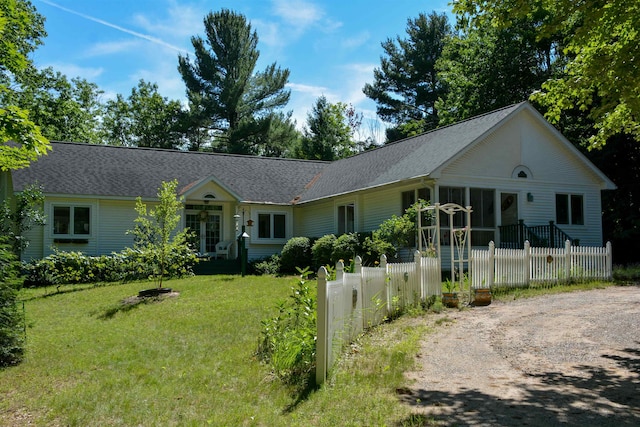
[471,240,612,289]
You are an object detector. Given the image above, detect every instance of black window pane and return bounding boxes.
[273,214,286,239]
[74,207,90,234]
[258,214,270,238]
[53,207,70,234]
[556,194,569,224]
[571,195,584,225]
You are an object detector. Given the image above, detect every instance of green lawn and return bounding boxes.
[1,275,426,426]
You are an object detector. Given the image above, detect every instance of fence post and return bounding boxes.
[354,256,362,274]
[606,241,612,280]
[414,250,423,299]
[564,239,571,283]
[316,266,328,386]
[336,260,344,281]
[524,240,531,286]
[488,241,495,288]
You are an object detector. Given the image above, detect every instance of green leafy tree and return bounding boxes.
[363,12,452,142]
[8,67,104,143]
[102,80,183,149]
[454,0,640,149]
[0,237,23,367]
[178,9,290,155]
[128,180,194,288]
[0,183,44,255]
[436,17,558,124]
[294,96,358,160]
[1,0,50,171]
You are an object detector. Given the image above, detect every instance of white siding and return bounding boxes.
[96,200,138,254]
[295,200,334,238]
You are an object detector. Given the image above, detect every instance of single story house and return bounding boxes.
[10,102,616,264]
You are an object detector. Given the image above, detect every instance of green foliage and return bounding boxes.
[279,236,312,273]
[612,264,640,284]
[454,0,640,148]
[295,96,360,160]
[311,234,336,268]
[128,180,196,288]
[257,275,317,390]
[363,12,452,142]
[0,237,24,366]
[331,232,360,264]
[178,9,290,155]
[101,79,184,149]
[0,183,44,254]
[0,0,50,171]
[249,254,281,276]
[22,246,197,287]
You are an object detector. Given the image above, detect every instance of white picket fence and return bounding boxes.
[316,240,613,385]
[471,240,613,289]
[316,252,440,385]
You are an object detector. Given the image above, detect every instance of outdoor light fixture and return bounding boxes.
[527,192,534,202]
[199,210,208,221]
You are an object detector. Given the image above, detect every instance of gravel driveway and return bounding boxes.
[399,286,640,426]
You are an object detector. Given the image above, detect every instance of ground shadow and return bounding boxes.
[96,294,176,320]
[397,346,640,426]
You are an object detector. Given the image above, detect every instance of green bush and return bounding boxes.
[22,246,197,288]
[312,234,336,268]
[250,254,281,276]
[613,263,640,283]
[332,233,360,264]
[0,239,24,367]
[280,237,312,273]
[257,271,317,390]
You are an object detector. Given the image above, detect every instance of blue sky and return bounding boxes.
[32,0,454,138]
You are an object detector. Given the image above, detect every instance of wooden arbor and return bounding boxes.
[417,203,473,297]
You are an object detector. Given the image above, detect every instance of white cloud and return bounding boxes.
[342,31,371,50]
[84,40,143,57]
[272,0,324,28]
[41,63,105,80]
[131,1,204,42]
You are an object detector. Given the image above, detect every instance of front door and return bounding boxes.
[186,212,221,255]
[500,193,518,226]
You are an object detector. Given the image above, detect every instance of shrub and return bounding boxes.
[0,239,24,367]
[311,234,336,268]
[280,237,312,273]
[331,233,360,264]
[257,270,317,390]
[250,254,281,276]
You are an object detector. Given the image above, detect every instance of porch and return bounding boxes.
[498,220,579,249]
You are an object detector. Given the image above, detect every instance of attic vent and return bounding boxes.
[512,165,533,179]
[518,171,527,178]
[204,193,216,200]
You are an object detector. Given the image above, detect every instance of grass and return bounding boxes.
[1,275,427,426]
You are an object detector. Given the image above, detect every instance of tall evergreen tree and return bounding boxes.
[363,12,452,142]
[178,9,290,155]
[295,96,357,161]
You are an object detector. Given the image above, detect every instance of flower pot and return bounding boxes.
[442,292,459,308]
[473,288,492,306]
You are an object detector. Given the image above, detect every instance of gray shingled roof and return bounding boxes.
[11,103,525,204]
[296,102,523,202]
[12,143,328,204]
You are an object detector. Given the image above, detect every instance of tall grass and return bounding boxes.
[1,275,424,426]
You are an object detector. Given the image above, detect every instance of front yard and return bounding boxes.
[0,275,425,426]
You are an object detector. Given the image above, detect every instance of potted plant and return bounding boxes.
[441,278,459,308]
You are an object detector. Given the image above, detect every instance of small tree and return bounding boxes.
[0,237,24,367]
[128,180,193,288]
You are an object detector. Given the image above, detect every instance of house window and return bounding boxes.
[556,194,584,225]
[53,206,90,235]
[258,213,286,239]
[337,203,355,235]
[438,187,465,227]
[470,188,495,246]
[401,188,431,214]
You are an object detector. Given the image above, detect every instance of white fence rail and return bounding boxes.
[471,240,613,289]
[316,252,440,385]
[317,241,613,385]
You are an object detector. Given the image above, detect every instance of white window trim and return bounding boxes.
[254,211,289,243]
[51,204,92,238]
[555,193,585,226]
[336,201,356,235]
